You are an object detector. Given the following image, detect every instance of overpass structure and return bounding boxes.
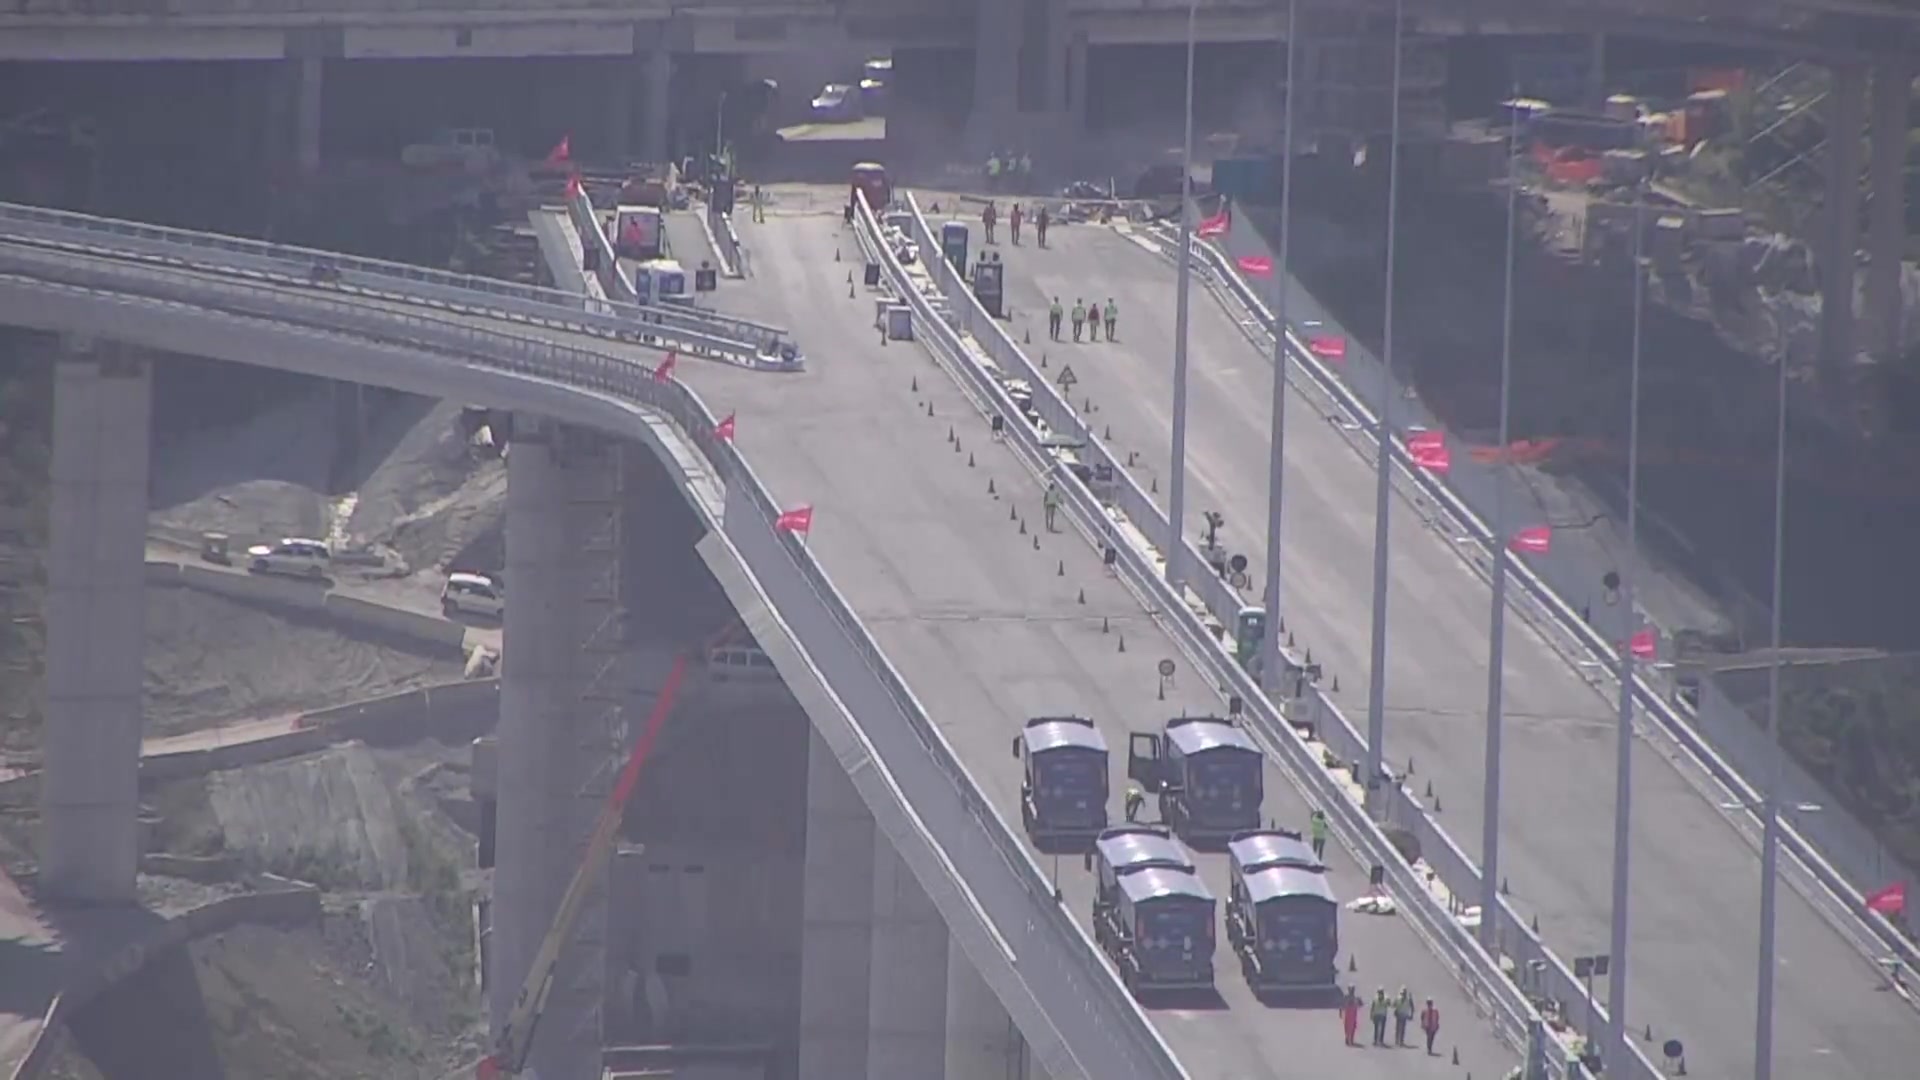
[0,193,1553,1080]
[0,175,1915,1079]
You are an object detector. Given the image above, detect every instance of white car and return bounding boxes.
[441,572,505,619]
[246,537,331,578]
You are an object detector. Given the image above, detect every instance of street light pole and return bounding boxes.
[1364,0,1404,815]
[1261,0,1299,691]
[1167,0,1199,590]
[1479,91,1521,951]
[1607,197,1647,1067]
[1754,299,1791,1080]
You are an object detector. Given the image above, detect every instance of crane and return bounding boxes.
[477,620,740,1079]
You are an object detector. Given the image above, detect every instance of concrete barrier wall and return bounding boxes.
[177,562,327,611]
[321,593,466,651]
[143,560,183,585]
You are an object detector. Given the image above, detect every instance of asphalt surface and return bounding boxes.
[677,201,1517,1080]
[969,216,1920,1080]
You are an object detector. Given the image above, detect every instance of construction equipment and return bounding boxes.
[476,621,740,1079]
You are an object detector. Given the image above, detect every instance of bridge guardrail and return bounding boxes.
[0,242,1182,1080]
[884,190,1617,1079]
[0,199,788,363]
[562,189,778,346]
[1177,219,1920,973]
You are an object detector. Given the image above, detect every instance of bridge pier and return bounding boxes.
[868,840,949,1077]
[492,418,623,1080]
[1865,55,1911,362]
[799,722,876,1078]
[39,340,151,904]
[947,933,1045,1080]
[645,44,674,165]
[967,0,1074,160]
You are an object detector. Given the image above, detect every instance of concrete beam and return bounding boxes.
[1865,54,1911,361]
[798,722,874,1080]
[40,342,151,903]
[1822,63,1866,368]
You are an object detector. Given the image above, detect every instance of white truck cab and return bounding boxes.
[632,258,691,305]
[246,537,331,578]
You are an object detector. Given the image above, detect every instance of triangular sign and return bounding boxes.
[1056,364,1078,389]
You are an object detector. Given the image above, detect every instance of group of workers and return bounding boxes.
[1048,296,1119,344]
[1342,987,1443,1054]
[980,200,1048,247]
[985,150,1034,192]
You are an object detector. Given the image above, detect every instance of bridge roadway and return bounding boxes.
[969,215,1920,1080]
[683,202,1517,1078]
[0,225,1514,1078]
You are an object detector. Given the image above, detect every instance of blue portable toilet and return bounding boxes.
[941,220,970,274]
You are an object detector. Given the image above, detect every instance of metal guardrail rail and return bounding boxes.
[0,238,1184,1080]
[1170,220,1920,982]
[883,189,1612,1080]
[0,199,791,365]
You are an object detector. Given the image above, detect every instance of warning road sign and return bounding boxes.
[1056,365,1078,391]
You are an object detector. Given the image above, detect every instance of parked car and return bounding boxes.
[246,537,331,579]
[810,84,863,122]
[441,571,505,618]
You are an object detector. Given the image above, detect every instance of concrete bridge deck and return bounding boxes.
[968,212,1920,1080]
[687,198,1518,1079]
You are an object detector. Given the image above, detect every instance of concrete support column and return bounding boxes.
[1866,56,1911,361]
[40,342,150,904]
[294,56,322,175]
[644,47,673,165]
[867,839,948,1078]
[798,724,875,1080]
[1822,63,1866,368]
[1586,33,1608,111]
[968,0,1020,155]
[1067,32,1090,137]
[491,419,615,1080]
[607,55,638,165]
[945,934,1026,1080]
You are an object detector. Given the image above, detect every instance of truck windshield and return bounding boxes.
[1188,756,1259,814]
[1037,753,1105,803]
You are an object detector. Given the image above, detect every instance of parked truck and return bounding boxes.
[1011,715,1109,847]
[1127,715,1265,846]
[1224,829,1339,992]
[1090,834,1217,996]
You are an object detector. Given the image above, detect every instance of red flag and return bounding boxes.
[1412,443,1451,474]
[652,351,677,382]
[1407,430,1444,455]
[1865,880,1907,916]
[1509,526,1552,555]
[1629,627,1657,660]
[546,135,571,164]
[1236,255,1273,277]
[1308,334,1347,361]
[714,413,736,442]
[775,505,814,534]
[1197,209,1230,238]
[564,173,582,199]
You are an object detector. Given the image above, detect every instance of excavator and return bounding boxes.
[475,621,740,1079]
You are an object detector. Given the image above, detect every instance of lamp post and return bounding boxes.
[1261,0,1299,691]
[1167,0,1199,590]
[1753,299,1792,1080]
[1479,90,1522,951]
[1363,0,1405,816]
[1606,194,1648,1067]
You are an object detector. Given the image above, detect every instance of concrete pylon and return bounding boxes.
[490,419,616,1080]
[40,342,151,903]
[799,723,875,1079]
[867,839,948,1078]
[1821,64,1865,369]
[294,56,322,175]
[1865,55,1912,361]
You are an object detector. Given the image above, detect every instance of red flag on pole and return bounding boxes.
[1412,443,1451,474]
[1236,255,1273,277]
[1865,880,1907,916]
[1197,208,1230,238]
[775,505,814,534]
[714,413,736,442]
[546,135,571,164]
[652,351,677,383]
[1509,526,1553,554]
[1628,628,1657,660]
[564,173,582,199]
[1307,334,1347,361]
[1407,430,1444,456]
